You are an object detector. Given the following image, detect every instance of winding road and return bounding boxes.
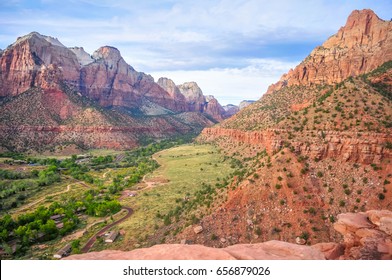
[81,206,133,253]
[80,152,164,252]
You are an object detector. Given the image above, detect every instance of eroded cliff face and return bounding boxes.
[0,33,226,118]
[159,80,226,121]
[267,9,392,93]
[200,128,392,164]
[0,33,80,96]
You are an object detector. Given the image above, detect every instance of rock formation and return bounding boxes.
[0,32,228,118]
[200,128,392,164]
[222,104,240,118]
[0,32,231,151]
[333,210,392,259]
[267,9,392,93]
[65,240,325,260]
[239,100,255,110]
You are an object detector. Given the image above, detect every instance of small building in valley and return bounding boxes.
[104,231,119,243]
[53,243,72,259]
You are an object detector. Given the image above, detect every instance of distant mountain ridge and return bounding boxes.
[0,32,247,152]
[0,32,237,151]
[0,32,229,120]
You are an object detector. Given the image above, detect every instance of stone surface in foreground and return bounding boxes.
[65,241,325,260]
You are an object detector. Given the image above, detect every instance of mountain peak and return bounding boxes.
[345,9,380,28]
[12,31,65,48]
[92,46,122,62]
[267,9,392,93]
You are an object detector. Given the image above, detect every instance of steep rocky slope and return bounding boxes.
[0,85,214,152]
[191,10,392,252]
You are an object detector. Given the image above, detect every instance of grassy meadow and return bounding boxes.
[113,144,234,249]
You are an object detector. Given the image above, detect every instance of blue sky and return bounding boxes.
[1,0,391,105]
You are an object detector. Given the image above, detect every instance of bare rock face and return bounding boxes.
[0,33,218,115]
[311,243,345,260]
[193,225,204,234]
[177,82,225,121]
[222,104,239,118]
[65,240,324,260]
[267,9,392,93]
[157,77,188,111]
[0,32,80,96]
[203,95,225,121]
[223,240,325,260]
[239,100,255,110]
[81,46,180,112]
[69,47,94,66]
[178,82,206,112]
[334,210,392,259]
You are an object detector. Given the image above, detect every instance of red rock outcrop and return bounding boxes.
[0,32,80,96]
[333,210,392,259]
[64,240,325,260]
[203,95,226,121]
[157,77,188,111]
[267,9,392,93]
[200,128,392,164]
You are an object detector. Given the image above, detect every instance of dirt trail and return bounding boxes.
[139,151,167,190]
[102,169,112,179]
[14,183,72,213]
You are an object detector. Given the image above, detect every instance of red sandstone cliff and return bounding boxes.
[0,32,227,120]
[267,9,392,93]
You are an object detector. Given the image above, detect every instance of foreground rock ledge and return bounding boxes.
[64,240,325,260]
[65,210,392,260]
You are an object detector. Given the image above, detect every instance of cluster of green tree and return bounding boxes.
[0,169,30,180]
[26,157,60,166]
[0,204,79,256]
[83,189,121,216]
[0,152,25,160]
[36,165,61,186]
[57,157,94,183]
[91,155,114,166]
[0,189,121,256]
[0,166,62,212]
[0,180,37,201]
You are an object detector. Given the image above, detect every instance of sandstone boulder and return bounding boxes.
[312,242,345,260]
[193,226,204,234]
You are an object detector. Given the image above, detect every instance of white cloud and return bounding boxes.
[151,58,298,105]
